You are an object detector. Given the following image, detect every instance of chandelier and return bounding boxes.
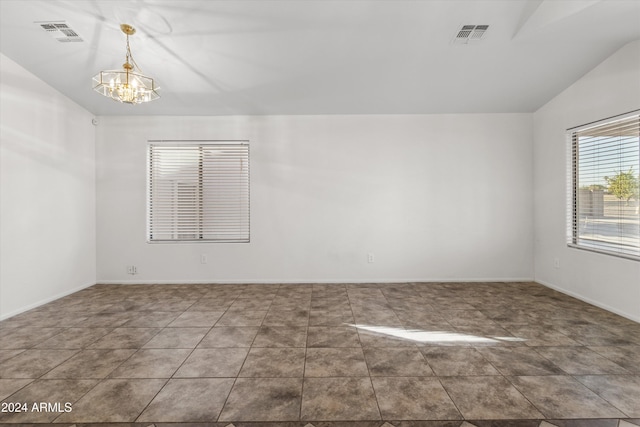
[92,24,160,104]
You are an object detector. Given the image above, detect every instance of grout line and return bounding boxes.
[436,376,465,421]
[571,374,635,418]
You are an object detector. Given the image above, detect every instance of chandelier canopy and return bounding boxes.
[92,24,160,104]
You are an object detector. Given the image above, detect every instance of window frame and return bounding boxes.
[566,111,640,261]
[146,140,250,244]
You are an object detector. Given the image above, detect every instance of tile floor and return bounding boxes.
[1,281,640,426]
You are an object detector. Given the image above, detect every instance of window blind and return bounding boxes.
[148,142,249,243]
[567,112,640,260]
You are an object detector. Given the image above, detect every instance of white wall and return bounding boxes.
[533,40,640,322]
[0,53,96,319]
[96,113,533,284]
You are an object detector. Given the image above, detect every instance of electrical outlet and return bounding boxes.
[553,258,560,269]
[368,253,375,263]
[201,254,208,264]
[126,265,137,275]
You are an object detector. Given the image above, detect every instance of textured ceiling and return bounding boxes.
[1,0,639,116]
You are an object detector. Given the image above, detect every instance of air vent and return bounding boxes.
[36,21,83,42]
[453,24,489,44]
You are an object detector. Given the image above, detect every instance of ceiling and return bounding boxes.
[1,0,639,116]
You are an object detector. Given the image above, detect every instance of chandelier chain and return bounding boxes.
[125,33,143,73]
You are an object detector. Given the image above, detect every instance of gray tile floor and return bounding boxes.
[1,281,640,425]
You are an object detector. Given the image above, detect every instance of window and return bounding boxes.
[567,112,639,260]
[148,141,249,243]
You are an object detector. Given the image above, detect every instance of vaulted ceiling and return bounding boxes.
[1,0,639,116]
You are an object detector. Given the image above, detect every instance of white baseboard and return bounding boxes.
[0,281,96,321]
[536,279,640,323]
[96,276,535,285]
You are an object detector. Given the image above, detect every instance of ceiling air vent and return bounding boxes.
[453,24,489,44]
[36,21,83,42]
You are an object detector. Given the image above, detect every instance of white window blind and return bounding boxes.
[148,142,249,243]
[567,112,640,260]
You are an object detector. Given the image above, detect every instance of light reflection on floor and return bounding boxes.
[349,324,528,344]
